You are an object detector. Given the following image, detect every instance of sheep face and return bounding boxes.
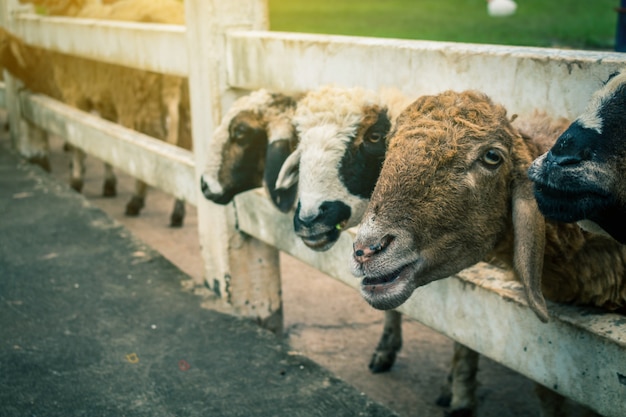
[528,69,626,244]
[200,90,298,212]
[276,86,391,251]
[352,91,548,321]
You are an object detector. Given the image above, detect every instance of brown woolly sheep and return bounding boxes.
[351,90,626,416]
[529,68,626,245]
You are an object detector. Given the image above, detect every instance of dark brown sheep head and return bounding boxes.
[200,90,299,212]
[351,90,548,322]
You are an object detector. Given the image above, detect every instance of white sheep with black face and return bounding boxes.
[200,89,300,212]
[529,68,626,244]
[276,85,409,251]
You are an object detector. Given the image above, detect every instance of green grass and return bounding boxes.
[269,0,618,50]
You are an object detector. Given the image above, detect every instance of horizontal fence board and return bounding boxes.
[234,188,626,417]
[227,31,626,120]
[11,13,188,76]
[19,92,197,205]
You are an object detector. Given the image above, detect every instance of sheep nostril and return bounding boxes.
[380,234,394,249]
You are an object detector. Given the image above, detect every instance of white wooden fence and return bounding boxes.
[1,0,626,415]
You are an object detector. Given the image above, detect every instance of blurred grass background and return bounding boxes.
[269,0,618,50]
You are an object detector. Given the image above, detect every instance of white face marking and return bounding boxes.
[293,86,383,227]
[578,70,626,134]
[200,172,224,195]
[296,124,368,228]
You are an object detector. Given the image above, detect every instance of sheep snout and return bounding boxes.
[293,200,351,251]
[353,234,395,262]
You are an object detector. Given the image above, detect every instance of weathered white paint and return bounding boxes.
[185,0,282,333]
[234,188,626,417]
[227,31,626,120]
[11,13,187,76]
[19,91,197,204]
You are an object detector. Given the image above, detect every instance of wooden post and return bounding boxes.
[184,0,283,334]
[0,0,50,171]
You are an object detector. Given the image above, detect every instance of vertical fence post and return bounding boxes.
[0,0,50,170]
[185,0,283,334]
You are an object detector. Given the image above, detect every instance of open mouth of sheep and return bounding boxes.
[361,264,411,293]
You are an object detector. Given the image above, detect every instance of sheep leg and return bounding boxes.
[102,163,117,197]
[169,199,185,228]
[18,120,51,172]
[437,342,479,417]
[125,180,147,216]
[369,310,402,373]
[69,147,86,193]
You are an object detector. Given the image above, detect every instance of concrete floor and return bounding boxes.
[27,131,562,417]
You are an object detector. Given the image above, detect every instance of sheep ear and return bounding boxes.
[274,146,300,192]
[512,180,549,323]
[264,138,298,213]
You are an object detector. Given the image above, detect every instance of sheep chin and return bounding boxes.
[359,262,420,310]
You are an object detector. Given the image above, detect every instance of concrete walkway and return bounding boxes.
[0,143,399,417]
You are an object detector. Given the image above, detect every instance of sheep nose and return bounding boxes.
[549,124,595,166]
[353,234,394,263]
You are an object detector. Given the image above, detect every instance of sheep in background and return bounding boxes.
[6,0,190,226]
[351,89,626,416]
[529,68,626,244]
[200,88,300,212]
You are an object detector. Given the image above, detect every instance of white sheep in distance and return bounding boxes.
[10,0,190,227]
[528,68,626,244]
[275,85,490,415]
[351,89,626,416]
[199,89,300,212]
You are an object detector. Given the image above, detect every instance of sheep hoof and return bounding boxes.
[169,200,185,228]
[70,178,84,193]
[125,196,145,216]
[445,408,474,417]
[368,350,397,373]
[102,180,117,197]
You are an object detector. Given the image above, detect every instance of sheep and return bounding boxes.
[351,89,626,416]
[199,88,300,212]
[5,0,190,226]
[275,85,489,415]
[528,68,626,245]
[275,85,409,369]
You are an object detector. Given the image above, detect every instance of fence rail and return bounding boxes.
[2,1,626,415]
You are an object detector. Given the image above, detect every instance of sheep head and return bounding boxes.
[275,86,393,251]
[200,90,299,212]
[352,90,549,322]
[529,68,626,244]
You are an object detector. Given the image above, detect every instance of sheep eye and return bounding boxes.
[366,132,382,143]
[232,124,251,142]
[482,149,502,167]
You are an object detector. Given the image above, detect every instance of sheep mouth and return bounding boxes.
[533,184,611,222]
[361,263,412,291]
[298,228,341,251]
